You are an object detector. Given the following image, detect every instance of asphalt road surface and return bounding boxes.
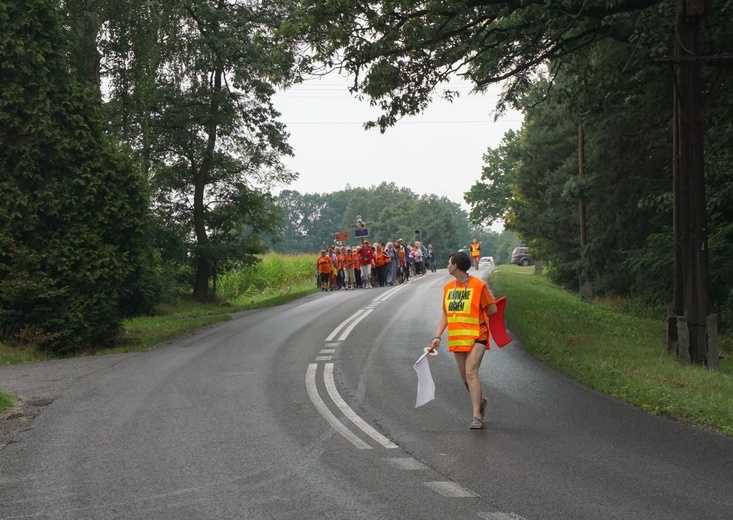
[2,269,732,519]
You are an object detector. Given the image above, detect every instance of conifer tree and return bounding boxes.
[0,0,155,353]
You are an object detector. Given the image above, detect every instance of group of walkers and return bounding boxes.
[316,239,437,291]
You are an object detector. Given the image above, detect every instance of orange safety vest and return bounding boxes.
[442,275,494,351]
[469,243,481,257]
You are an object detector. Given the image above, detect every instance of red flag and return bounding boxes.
[489,296,512,348]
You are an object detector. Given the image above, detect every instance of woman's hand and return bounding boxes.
[428,336,441,353]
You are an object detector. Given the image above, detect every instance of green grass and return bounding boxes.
[0,341,50,366]
[0,391,14,412]
[490,265,733,436]
[217,252,317,301]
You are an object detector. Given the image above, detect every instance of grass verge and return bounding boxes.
[490,265,733,436]
[0,281,319,362]
[111,281,319,354]
[0,391,14,412]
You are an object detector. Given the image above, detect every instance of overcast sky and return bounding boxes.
[272,76,524,218]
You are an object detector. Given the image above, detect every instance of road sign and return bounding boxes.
[334,231,348,241]
[354,228,369,238]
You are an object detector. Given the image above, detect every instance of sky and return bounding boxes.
[271,76,524,218]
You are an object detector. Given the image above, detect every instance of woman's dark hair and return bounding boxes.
[450,252,471,272]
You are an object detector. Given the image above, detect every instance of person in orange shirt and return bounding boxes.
[429,251,498,429]
[329,247,340,290]
[316,250,333,292]
[374,242,389,287]
[336,247,346,290]
[353,246,363,288]
[397,243,407,283]
[342,247,356,289]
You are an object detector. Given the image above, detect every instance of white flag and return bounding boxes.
[413,352,436,408]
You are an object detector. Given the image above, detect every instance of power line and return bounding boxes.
[281,119,523,125]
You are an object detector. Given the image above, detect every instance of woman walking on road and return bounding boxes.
[429,251,498,429]
[385,242,398,285]
[469,238,481,270]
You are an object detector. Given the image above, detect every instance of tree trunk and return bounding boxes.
[67,3,103,101]
[192,68,224,301]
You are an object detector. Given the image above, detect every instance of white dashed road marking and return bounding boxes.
[315,356,332,361]
[384,457,429,470]
[423,481,478,497]
[477,513,526,520]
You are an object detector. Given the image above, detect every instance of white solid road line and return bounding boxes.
[325,309,365,341]
[324,363,398,449]
[306,364,371,450]
[337,309,373,340]
[374,283,408,302]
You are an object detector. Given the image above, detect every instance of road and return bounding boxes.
[1,270,732,519]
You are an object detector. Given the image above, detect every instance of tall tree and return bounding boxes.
[286,0,728,365]
[99,0,299,300]
[286,0,664,130]
[464,129,520,227]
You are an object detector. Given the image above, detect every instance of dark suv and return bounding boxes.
[511,246,534,266]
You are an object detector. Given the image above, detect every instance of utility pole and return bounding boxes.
[672,0,718,367]
[578,117,592,304]
[668,78,685,358]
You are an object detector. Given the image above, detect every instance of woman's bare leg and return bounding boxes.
[454,343,486,418]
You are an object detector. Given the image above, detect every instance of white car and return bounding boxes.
[478,256,494,267]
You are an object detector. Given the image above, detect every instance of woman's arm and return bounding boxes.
[429,312,448,352]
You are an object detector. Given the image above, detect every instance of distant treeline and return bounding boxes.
[268,183,519,267]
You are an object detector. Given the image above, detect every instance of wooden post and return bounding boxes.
[668,71,683,355]
[706,314,719,370]
[666,306,678,355]
[676,316,691,365]
[675,0,715,366]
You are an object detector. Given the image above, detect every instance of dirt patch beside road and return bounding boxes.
[0,352,140,448]
[1,398,48,447]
